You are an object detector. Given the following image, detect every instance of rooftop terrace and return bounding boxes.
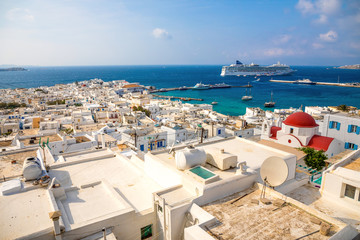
[20,134,62,146]
[203,186,338,240]
[0,149,38,178]
[343,157,360,172]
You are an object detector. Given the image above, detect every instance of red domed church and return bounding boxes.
[261,112,342,157]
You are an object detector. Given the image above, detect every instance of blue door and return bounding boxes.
[140,145,144,151]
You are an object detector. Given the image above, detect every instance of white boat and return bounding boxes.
[212,83,231,88]
[241,88,253,101]
[264,91,275,107]
[193,82,210,90]
[293,79,316,85]
[221,60,295,76]
[211,101,218,105]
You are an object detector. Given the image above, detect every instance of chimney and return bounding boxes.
[101,134,106,148]
[49,211,62,240]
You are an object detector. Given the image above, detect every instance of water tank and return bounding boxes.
[206,148,237,170]
[22,157,42,180]
[175,147,206,170]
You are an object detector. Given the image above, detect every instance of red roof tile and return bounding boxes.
[270,126,281,139]
[307,135,334,151]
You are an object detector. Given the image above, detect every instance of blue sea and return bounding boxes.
[0,65,359,115]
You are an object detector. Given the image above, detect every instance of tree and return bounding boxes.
[337,104,349,112]
[299,147,327,171]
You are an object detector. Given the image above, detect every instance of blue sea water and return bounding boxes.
[0,65,359,115]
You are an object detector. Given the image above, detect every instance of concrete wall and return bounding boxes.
[194,173,257,206]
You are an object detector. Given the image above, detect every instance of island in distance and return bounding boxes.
[0,67,28,71]
[335,64,360,69]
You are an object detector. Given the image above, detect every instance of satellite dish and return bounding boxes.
[260,156,288,187]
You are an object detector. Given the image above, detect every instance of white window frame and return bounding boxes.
[343,183,360,203]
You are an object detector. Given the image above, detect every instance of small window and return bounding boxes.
[290,128,294,134]
[344,184,356,199]
[141,224,153,240]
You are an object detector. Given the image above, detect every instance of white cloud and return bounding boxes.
[6,8,34,22]
[319,30,338,42]
[315,0,340,15]
[152,28,172,39]
[264,48,294,57]
[296,0,340,15]
[312,42,324,49]
[296,0,315,14]
[314,14,328,23]
[275,34,292,44]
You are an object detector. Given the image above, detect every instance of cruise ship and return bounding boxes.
[221,60,295,76]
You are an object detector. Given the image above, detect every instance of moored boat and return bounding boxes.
[293,79,316,85]
[264,91,275,107]
[241,88,253,101]
[193,82,210,90]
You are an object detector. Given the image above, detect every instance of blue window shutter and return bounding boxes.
[345,142,349,149]
[329,121,333,129]
[336,123,341,131]
[218,129,221,135]
[348,125,352,133]
[356,126,360,135]
[354,144,358,150]
[140,145,144,151]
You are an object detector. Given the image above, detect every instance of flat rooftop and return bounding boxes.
[257,139,306,161]
[21,128,39,136]
[77,124,106,132]
[153,138,292,179]
[0,149,38,178]
[50,150,163,212]
[0,188,53,239]
[203,187,338,240]
[343,157,360,172]
[58,181,129,229]
[286,184,360,227]
[20,134,62,146]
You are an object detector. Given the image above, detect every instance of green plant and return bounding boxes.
[133,105,151,117]
[337,104,349,112]
[46,99,65,105]
[299,147,327,171]
[0,102,25,109]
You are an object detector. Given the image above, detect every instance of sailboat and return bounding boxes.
[264,91,275,107]
[241,88,253,101]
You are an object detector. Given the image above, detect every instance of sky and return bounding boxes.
[0,0,359,66]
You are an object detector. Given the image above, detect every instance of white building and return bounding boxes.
[1,137,359,240]
[262,112,343,157]
[321,114,360,151]
[321,149,360,227]
[161,125,188,146]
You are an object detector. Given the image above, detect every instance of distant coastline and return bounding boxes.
[335,64,360,70]
[0,67,27,72]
